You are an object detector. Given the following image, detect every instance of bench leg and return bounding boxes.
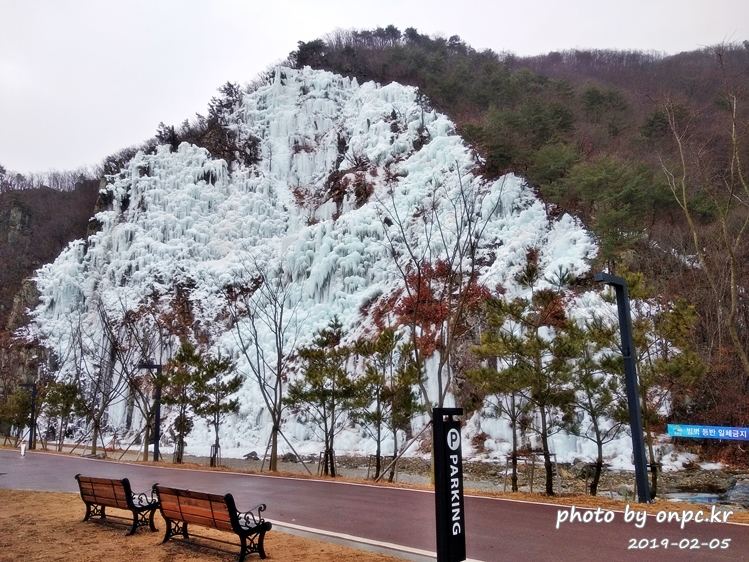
[237,536,246,562]
[240,526,268,560]
[162,519,174,543]
[128,507,159,535]
[85,504,106,520]
[256,527,268,560]
[162,519,189,543]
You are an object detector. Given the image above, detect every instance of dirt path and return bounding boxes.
[0,489,404,562]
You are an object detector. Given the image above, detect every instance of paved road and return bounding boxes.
[1,449,747,561]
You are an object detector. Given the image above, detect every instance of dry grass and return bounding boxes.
[0,489,404,562]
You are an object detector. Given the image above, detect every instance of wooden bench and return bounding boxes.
[153,484,272,561]
[74,474,159,535]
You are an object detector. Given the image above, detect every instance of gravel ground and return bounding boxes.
[180,453,749,509]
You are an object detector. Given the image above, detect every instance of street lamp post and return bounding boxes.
[595,272,651,503]
[19,383,38,450]
[137,362,162,463]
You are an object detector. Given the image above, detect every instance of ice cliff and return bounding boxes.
[29,66,636,465]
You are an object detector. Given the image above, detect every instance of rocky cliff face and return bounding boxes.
[0,182,99,327]
[7,279,39,333]
[0,181,99,385]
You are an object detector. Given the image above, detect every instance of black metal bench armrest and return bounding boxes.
[236,503,267,529]
[132,490,159,508]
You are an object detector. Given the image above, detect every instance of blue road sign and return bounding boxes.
[668,424,749,441]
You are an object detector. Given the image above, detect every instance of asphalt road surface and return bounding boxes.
[1,449,747,561]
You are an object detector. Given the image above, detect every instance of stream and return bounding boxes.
[665,478,749,508]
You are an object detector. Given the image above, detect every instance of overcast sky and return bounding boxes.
[1,0,748,175]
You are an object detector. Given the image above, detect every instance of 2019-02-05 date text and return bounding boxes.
[628,538,731,550]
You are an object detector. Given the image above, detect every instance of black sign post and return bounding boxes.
[433,407,466,562]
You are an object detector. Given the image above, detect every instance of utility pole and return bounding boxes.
[595,272,651,503]
[19,383,38,450]
[137,362,163,462]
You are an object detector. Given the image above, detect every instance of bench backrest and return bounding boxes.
[75,474,133,511]
[154,485,236,533]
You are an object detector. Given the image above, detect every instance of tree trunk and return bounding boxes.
[58,416,68,452]
[589,425,604,496]
[141,424,150,462]
[322,446,335,477]
[641,400,658,499]
[327,445,336,477]
[374,413,382,480]
[539,408,554,496]
[650,461,659,500]
[210,419,220,467]
[269,423,279,472]
[590,440,605,496]
[388,428,398,483]
[125,388,135,431]
[511,416,519,492]
[91,420,100,456]
[175,420,184,464]
[375,397,382,480]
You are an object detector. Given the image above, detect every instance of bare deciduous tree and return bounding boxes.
[659,46,749,384]
[223,258,305,472]
[376,170,504,412]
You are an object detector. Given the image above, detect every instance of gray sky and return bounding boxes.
[1,0,747,175]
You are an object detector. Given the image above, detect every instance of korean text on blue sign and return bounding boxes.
[668,424,749,441]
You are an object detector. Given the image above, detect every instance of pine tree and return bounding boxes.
[352,328,420,480]
[286,318,357,477]
[470,332,533,492]
[0,387,32,446]
[161,341,202,464]
[473,251,577,495]
[192,352,241,467]
[563,319,628,495]
[622,272,705,498]
[42,381,86,452]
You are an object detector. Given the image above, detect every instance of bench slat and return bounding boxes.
[79,476,124,485]
[81,495,130,510]
[177,504,217,518]
[160,498,231,520]
[86,487,127,500]
[180,504,231,521]
[159,499,181,511]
